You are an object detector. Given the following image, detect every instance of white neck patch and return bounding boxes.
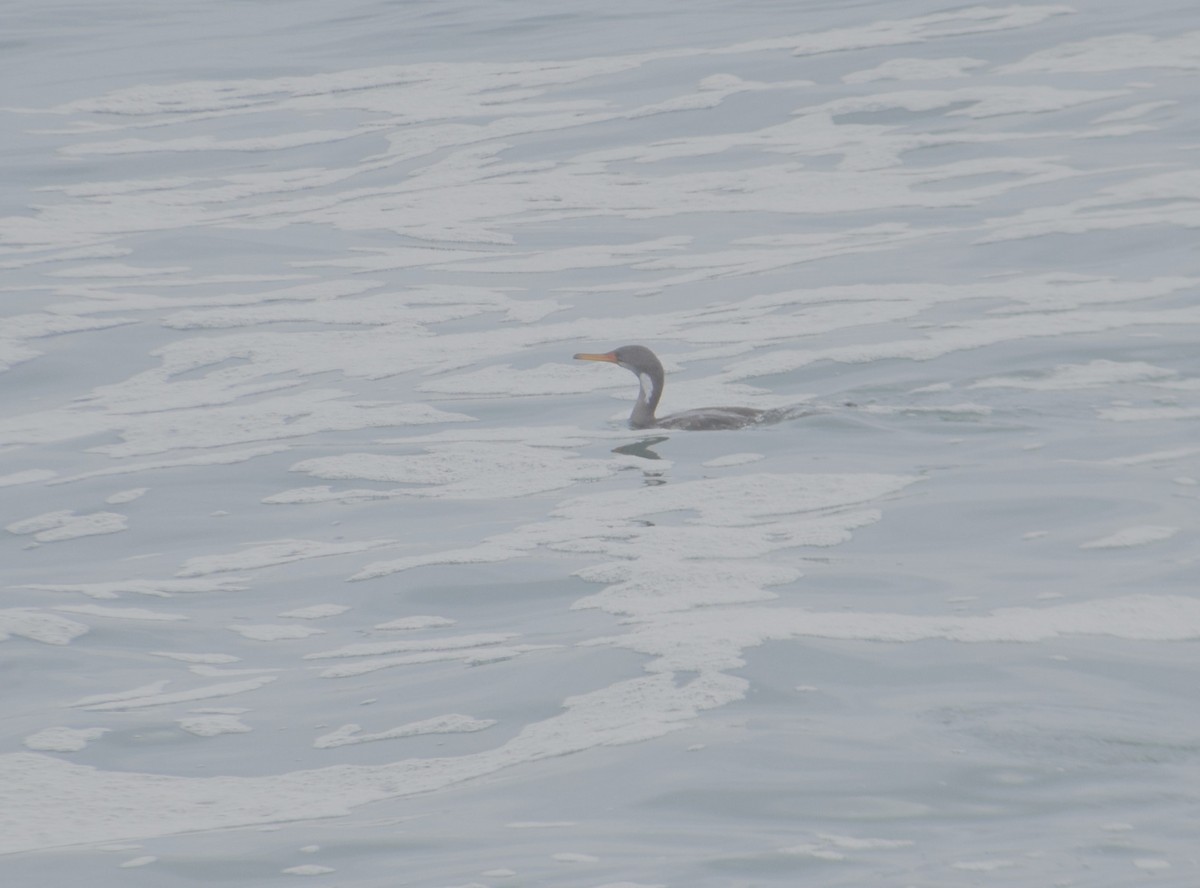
[637,372,656,402]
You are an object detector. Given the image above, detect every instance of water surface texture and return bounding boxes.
[3,2,1199,885]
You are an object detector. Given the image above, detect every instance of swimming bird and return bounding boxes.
[574,345,766,430]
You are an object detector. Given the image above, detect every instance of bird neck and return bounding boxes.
[630,369,662,429]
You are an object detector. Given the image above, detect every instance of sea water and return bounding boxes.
[2,1,1199,884]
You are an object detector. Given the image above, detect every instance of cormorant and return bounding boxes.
[574,345,766,430]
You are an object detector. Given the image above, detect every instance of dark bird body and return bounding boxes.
[574,345,766,431]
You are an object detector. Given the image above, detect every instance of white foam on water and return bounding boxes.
[726,292,1200,381]
[313,715,495,749]
[118,856,157,868]
[819,834,914,850]
[551,851,599,863]
[572,560,799,617]
[228,624,326,641]
[843,57,986,83]
[177,714,252,737]
[315,645,559,679]
[0,609,90,645]
[585,595,1200,675]
[305,633,518,662]
[373,616,456,630]
[19,578,247,599]
[46,446,295,486]
[1132,859,1172,872]
[23,727,110,752]
[177,539,397,578]
[1001,32,1200,74]
[5,510,128,542]
[72,676,278,712]
[1099,402,1200,422]
[951,859,1015,871]
[506,822,577,829]
[0,469,57,487]
[70,680,170,707]
[1092,100,1177,124]
[150,652,241,665]
[978,171,1200,243]
[1079,526,1179,549]
[0,314,136,372]
[701,452,764,468]
[278,605,350,620]
[281,864,335,875]
[0,669,741,853]
[53,605,187,622]
[351,472,913,581]
[285,443,623,500]
[971,360,1177,390]
[104,487,149,504]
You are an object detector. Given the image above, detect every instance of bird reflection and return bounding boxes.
[612,435,668,460]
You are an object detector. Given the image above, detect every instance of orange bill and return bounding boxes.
[573,352,618,362]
